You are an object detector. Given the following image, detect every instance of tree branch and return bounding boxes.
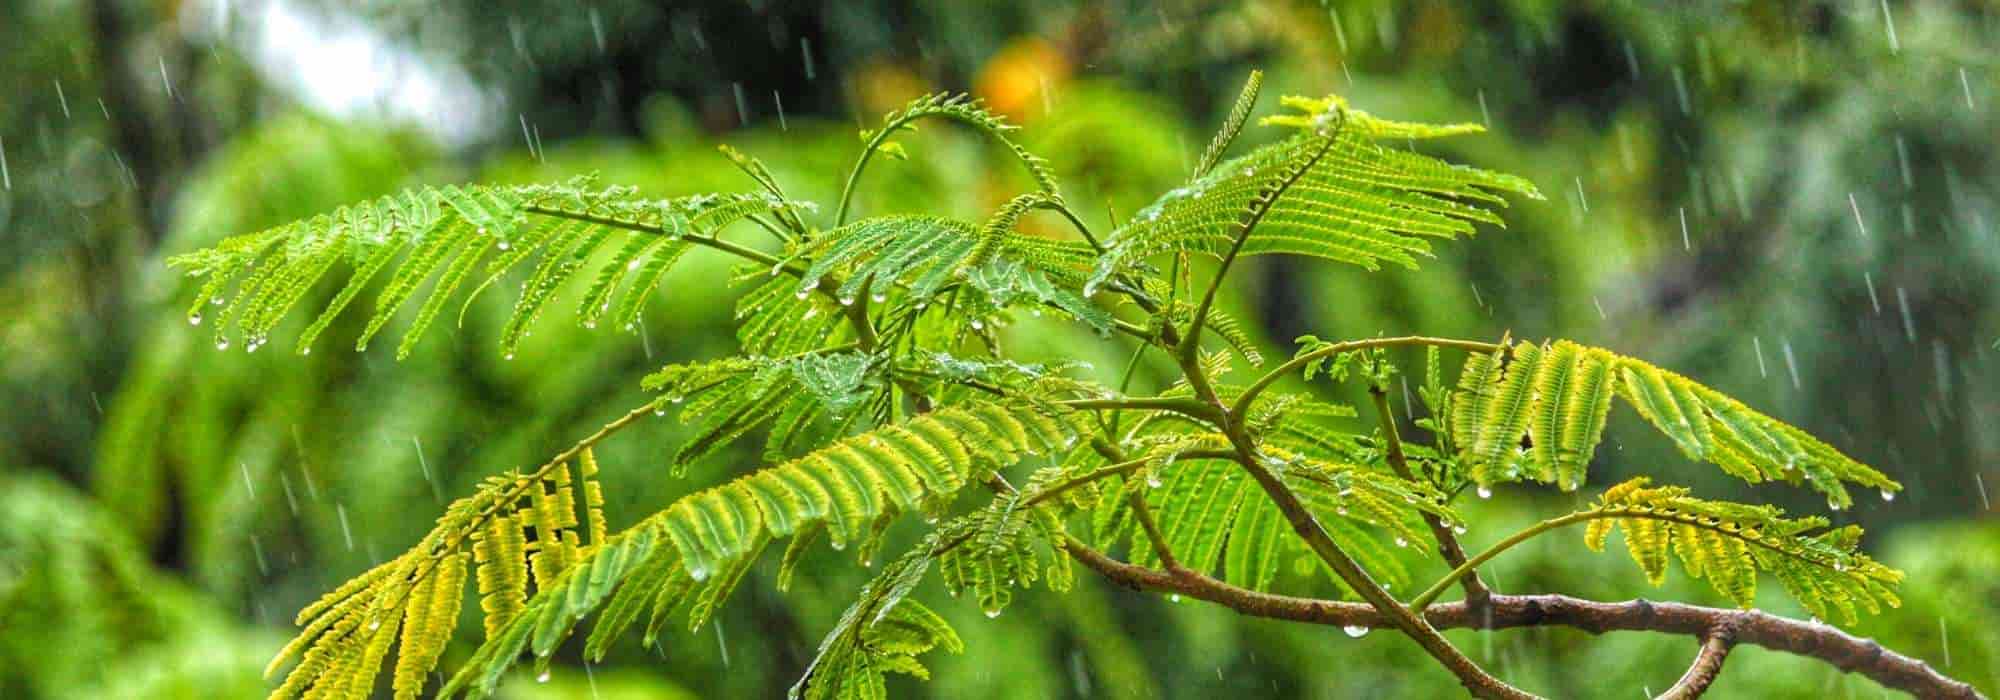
[1064,540,1981,699]
[1226,450,1537,699]
[1166,318,1526,695]
[1656,629,1735,699]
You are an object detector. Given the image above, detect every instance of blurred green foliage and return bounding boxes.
[1,0,1993,697]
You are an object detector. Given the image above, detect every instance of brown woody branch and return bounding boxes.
[1656,627,1735,699]
[1063,539,1982,699]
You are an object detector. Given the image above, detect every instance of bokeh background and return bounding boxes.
[2,1,1995,697]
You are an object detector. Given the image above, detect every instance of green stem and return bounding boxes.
[1412,511,1598,611]
[1106,342,1152,434]
[1233,336,1503,417]
[1053,202,1105,253]
[1180,125,1342,365]
[1019,449,1236,509]
[833,127,898,227]
[1128,491,1182,570]
[1370,387,1491,607]
[1060,396,1220,423]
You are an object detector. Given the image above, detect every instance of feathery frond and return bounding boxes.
[269,453,612,700]
[1583,478,1902,624]
[792,540,963,700]
[937,486,1074,618]
[1088,94,1541,293]
[1450,339,1899,507]
[658,396,1080,580]
[1190,70,1264,182]
[168,176,806,358]
[856,93,1058,196]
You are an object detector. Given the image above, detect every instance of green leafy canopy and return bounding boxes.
[171,71,1907,700]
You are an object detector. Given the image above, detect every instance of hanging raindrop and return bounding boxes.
[1342,625,1370,638]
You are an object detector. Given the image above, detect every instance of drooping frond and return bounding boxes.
[792,539,963,700]
[1615,357,1898,509]
[167,175,808,358]
[267,393,1075,700]
[441,398,1076,694]
[1583,478,1903,624]
[854,93,1059,197]
[936,484,1074,618]
[1088,94,1541,293]
[267,453,614,700]
[1449,339,1899,508]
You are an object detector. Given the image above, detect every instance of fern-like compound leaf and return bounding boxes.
[1088,94,1540,293]
[167,176,804,358]
[661,397,1079,580]
[1583,478,1903,624]
[1450,339,1899,508]
[792,541,963,700]
[937,493,1071,618]
[1191,70,1264,182]
[860,92,1058,196]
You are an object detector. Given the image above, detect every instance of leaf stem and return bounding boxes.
[1060,395,1219,423]
[1234,336,1503,417]
[1411,512,1595,611]
[1369,387,1492,609]
[1181,125,1342,366]
[1128,491,1183,571]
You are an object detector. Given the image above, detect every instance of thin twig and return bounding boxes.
[1128,492,1182,572]
[1370,387,1492,612]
